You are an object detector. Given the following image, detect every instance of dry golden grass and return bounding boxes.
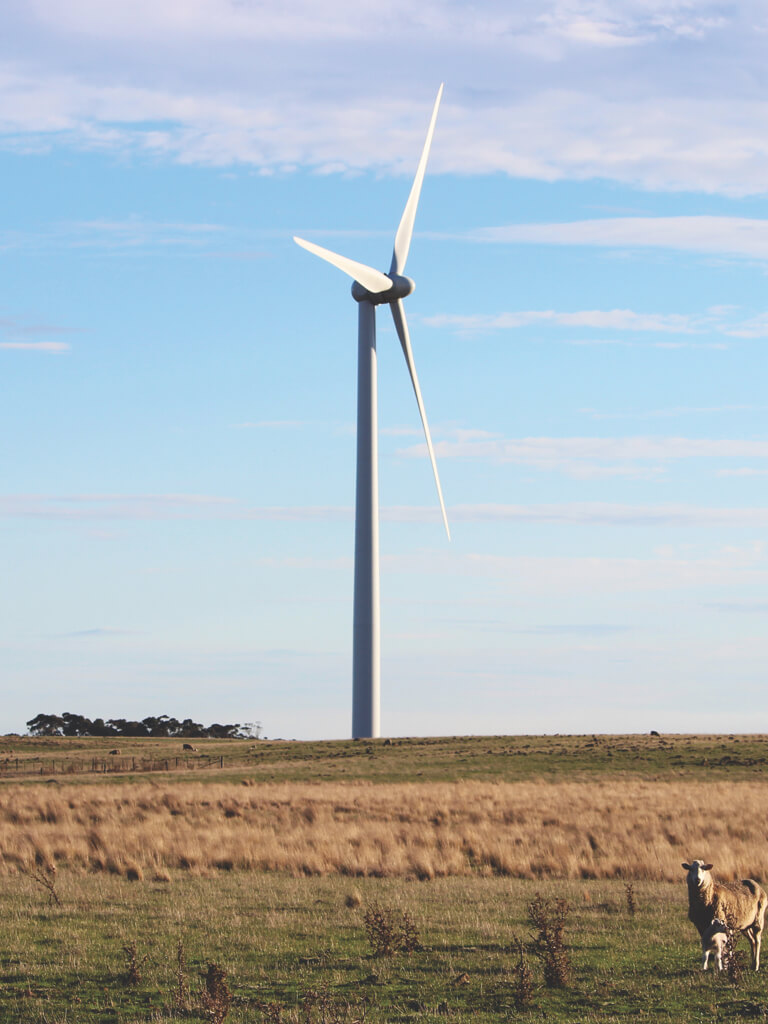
[2,778,767,883]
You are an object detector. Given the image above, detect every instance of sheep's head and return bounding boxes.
[682,860,714,887]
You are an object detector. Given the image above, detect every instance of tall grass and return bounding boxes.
[1,778,767,882]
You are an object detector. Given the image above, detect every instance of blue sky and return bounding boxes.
[3,0,768,738]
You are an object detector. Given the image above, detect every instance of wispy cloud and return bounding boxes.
[5,493,768,529]
[425,303,768,342]
[446,503,768,528]
[385,542,768,593]
[62,627,137,638]
[424,309,701,334]
[400,435,768,478]
[457,546,768,594]
[581,404,767,421]
[0,314,79,352]
[0,493,237,520]
[1,2,767,192]
[470,217,768,260]
[717,467,768,478]
[1,218,227,253]
[0,341,69,352]
[233,420,304,430]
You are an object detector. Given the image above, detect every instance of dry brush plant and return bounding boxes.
[121,941,149,986]
[19,861,60,906]
[624,882,637,916]
[363,902,421,957]
[200,962,232,1024]
[3,778,768,882]
[528,893,571,988]
[511,937,536,1009]
[258,987,368,1024]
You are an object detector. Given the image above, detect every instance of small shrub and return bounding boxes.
[511,937,535,1009]
[527,893,571,988]
[122,941,149,986]
[201,962,232,1023]
[399,909,421,952]
[345,891,362,909]
[363,903,398,957]
[624,882,637,916]
[363,902,420,957]
[21,862,61,907]
[125,862,144,882]
[174,937,190,1011]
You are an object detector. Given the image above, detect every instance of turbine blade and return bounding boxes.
[390,299,450,540]
[294,236,392,294]
[389,84,443,276]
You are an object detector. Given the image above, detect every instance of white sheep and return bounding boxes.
[701,918,728,971]
[682,860,767,970]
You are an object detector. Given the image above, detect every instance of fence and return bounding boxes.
[0,755,227,778]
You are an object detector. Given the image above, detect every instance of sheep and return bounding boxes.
[182,743,197,751]
[682,860,767,970]
[701,918,728,971]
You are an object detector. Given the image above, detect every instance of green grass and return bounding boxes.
[5,732,768,785]
[3,871,766,1023]
[6,734,768,1020]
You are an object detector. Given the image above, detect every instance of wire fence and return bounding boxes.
[0,754,227,778]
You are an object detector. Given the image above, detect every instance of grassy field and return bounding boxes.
[4,872,766,1023]
[3,733,768,1022]
[4,731,768,784]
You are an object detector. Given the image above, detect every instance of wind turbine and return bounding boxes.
[294,85,449,740]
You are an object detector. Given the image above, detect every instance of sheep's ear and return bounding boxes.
[703,864,714,871]
[682,863,691,870]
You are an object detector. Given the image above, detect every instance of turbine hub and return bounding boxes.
[352,274,415,305]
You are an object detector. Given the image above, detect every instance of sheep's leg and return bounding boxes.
[744,927,758,970]
[753,926,761,971]
[702,950,710,970]
[715,950,723,971]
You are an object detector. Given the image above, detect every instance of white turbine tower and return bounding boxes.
[294,85,449,740]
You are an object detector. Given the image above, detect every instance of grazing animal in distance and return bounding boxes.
[108,749,121,755]
[682,860,767,970]
[701,918,728,971]
[182,743,197,751]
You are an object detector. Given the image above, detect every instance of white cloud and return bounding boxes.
[5,493,768,529]
[459,547,768,594]
[424,309,700,334]
[401,435,768,477]
[581,404,766,420]
[233,420,304,429]
[385,541,768,593]
[447,503,768,527]
[1,2,768,192]
[471,217,768,260]
[424,302,768,341]
[0,341,69,352]
[0,493,237,520]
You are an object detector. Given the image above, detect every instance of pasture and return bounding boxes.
[2,733,768,1022]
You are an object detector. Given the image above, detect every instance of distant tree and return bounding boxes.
[26,713,253,739]
[61,712,93,736]
[26,714,65,736]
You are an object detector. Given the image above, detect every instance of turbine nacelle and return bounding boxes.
[351,274,414,305]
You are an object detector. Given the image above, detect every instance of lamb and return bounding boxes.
[701,918,728,971]
[682,860,767,970]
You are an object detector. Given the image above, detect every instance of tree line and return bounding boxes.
[26,713,254,739]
